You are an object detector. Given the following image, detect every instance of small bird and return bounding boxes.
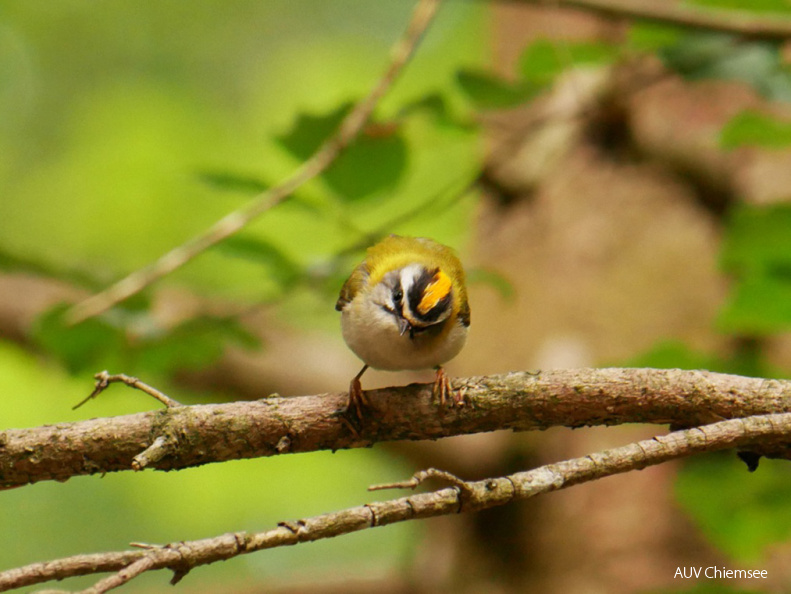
[336,235,470,418]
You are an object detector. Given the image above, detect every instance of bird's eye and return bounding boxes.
[393,287,403,303]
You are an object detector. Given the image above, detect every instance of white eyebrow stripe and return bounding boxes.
[399,264,423,311]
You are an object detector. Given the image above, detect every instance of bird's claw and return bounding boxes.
[433,367,465,407]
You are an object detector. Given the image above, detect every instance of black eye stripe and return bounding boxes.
[405,267,452,325]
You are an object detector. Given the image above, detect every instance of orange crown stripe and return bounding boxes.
[418,270,452,314]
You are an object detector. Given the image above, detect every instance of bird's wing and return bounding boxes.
[335,261,369,311]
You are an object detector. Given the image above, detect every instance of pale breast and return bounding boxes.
[341,297,467,371]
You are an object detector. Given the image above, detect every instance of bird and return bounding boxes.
[336,234,470,418]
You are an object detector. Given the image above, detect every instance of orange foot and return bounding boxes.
[347,364,369,421]
[433,366,465,407]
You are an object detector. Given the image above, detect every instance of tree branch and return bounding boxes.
[64,0,442,325]
[73,371,182,411]
[3,367,791,490]
[520,0,791,40]
[3,412,790,593]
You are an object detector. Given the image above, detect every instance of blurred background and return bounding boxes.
[3,0,791,592]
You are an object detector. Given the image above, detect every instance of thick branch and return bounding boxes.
[3,413,790,592]
[521,0,791,40]
[3,368,791,489]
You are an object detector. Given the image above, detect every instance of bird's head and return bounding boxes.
[373,264,454,338]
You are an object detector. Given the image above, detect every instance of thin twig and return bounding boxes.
[3,413,791,593]
[65,0,443,326]
[79,555,160,594]
[369,467,468,491]
[520,0,791,40]
[73,371,181,411]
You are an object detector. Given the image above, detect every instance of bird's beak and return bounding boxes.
[397,317,412,336]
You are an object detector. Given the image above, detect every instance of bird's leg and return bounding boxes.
[348,364,369,420]
[433,366,465,407]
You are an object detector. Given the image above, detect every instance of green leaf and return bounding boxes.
[219,236,304,291]
[399,93,462,128]
[278,103,352,158]
[456,69,538,109]
[677,454,791,562]
[277,104,408,201]
[720,110,791,149]
[199,170,269,194]
[721,204,791,273]
[659,34,791,101]
[718,272,791,334]
[326,131,408,200]
[0,248,105,290]
[717,204,791,335]
[660,34,749,77]
[518,39,619,87]
[32,304,126,373]
[627,22,684,52]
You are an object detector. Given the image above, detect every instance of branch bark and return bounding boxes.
[3,367,791,489]
[520,0,791,40]
[3,412,790,593]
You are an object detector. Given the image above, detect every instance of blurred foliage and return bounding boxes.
[4,0,791,591]
[625,340,737,374]
[686,0,791,12]
[719,204,791,334]
[218,235,305,297]
[635,206,791,565]
[518,39,620,86]
[33,304,128,374]
[32,303,259,376]
[676,454,791,562]
[456,38,621,111]
[719,200,791,275]
[633,215,791,573]
[198,169,270,195]
[628,22,686,52]
[0,0,486,373]
[456,68,538,110]
[625,338,769,380]
[659,34,791,100]
[720,110,791,149]
[276,102,410,201]
[718,273,791,334]
[620,2,791,573]
[0,1,485,591]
